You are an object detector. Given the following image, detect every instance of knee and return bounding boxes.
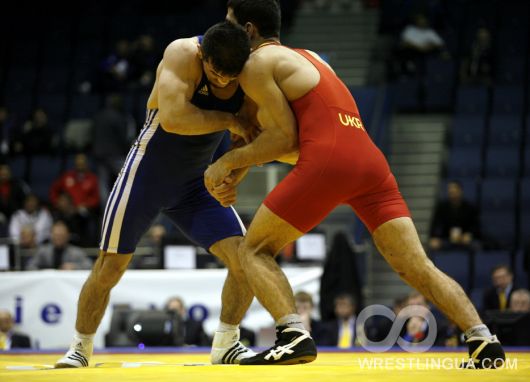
[238,240,275,267]
[93,254,130,289]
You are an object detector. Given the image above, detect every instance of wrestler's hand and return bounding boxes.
[205,161,232,198]
[208,167,249,207]
[212,178,238,207]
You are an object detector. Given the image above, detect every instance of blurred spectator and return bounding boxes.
[92,94,135,202]
[25,221,92,270]
[131,224,167,269]
[325,293,357,348]
[509,289,530,313]
[98,40,131,93]
[129,35,158,88]
[17,224,39,263]
[483,265,515,312]
[460,27,494,86]
[12,108,55,156]
[0,164,28,231]
[51,193,87,245]
[397,13,446,75]
[0,309,31,349]
[368,295,408,342]
[165,296,210,346]
[0,106,17,158]
[294,291,328,346]
[50,153,100,214]
[429,181,479,251]
[9,194,53,245]
[402,291,429,343]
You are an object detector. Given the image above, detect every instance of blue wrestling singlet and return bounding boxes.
[100,45,246,254]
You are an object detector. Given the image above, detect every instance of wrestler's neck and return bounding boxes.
[251,36,281,51]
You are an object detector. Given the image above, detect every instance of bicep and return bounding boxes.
[157,63,192,120]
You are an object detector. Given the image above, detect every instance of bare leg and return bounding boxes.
[372,217,482,331]
[210,236,254,325]
[238,205,303,321]
[76,252,132,334]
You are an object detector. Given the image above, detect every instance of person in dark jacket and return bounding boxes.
[0,309,31,349]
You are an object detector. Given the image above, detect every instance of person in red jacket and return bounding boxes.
[50,153,101,214]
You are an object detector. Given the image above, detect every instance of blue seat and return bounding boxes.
[520,178,530,247]
[70,94,101,119]
[514,250,529,288]
[480,211,516,249]
[469,288,484,313]
[524,148,530,177]
[431,250,471,291]
[480,178,517,211]
[393,77,420,112]
[451,115,485,147]
[447,147,482,179]
[492,85,524,114]
[28,155,62,203]
[35,94,68,128]
[7,157,27,180]
[473,251,512,289]
[485,147,520,178]
[455,86,488,114]
[424,58,455,111]
[37,67,70,94]
[496,57,525,85]
[488,115,522,147]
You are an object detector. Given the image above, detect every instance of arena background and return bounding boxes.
[0,0,529,381]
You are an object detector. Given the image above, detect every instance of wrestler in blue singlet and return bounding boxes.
[100,37,245,254]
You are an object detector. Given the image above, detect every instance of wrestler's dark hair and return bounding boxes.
[201,21,251,76]
[227,0,281,38]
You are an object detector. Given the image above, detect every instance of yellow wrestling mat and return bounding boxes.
[1,351,529,382]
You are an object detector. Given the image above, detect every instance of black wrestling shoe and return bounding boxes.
[461,335,506,369]
[240,326,317,365]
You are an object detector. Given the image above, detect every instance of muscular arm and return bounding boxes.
[157,41,239,136]
[215,56,298,170]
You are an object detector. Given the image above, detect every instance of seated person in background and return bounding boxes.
[483,265,515,312]
[509,289,530,313]
[459,27,494,86]
[49,153,100,216]
[0,309,31,349]
[0,164,28,230]
[294,291,328,346]
[325,293,357,348]
[12,108,55,156]
[17,224,38,263]
[130,223,167,269]
[398,13,446,75]
[429,181,479,251]
[25,221,92,270]
[165,296,210,346]
[9,194,53,245]
[51,193,87,245]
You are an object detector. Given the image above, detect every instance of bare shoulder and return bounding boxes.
[240,48,278,82]
[164,37,199,62]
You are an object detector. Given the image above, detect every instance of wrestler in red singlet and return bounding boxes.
[263,48,411,233]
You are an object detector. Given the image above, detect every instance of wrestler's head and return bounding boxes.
[226,0,281,40]
[199,21,250,88]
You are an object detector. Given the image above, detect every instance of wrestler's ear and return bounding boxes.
[244,22,256,38]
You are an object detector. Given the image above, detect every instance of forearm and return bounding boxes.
[160,106,235,135]
[218,130,296,170]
